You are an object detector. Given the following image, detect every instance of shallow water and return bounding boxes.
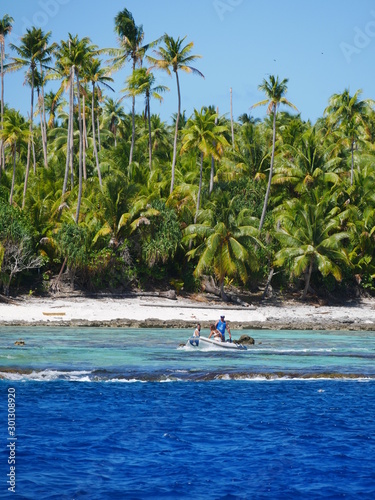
[2,327,375,381]
[1,327,375,498]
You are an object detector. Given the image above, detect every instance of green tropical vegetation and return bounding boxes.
[1,8,375,302]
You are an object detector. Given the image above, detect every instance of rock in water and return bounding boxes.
[234,335,255,345]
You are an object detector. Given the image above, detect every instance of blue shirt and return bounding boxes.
[216,320,226,339]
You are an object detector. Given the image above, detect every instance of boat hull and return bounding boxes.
[188,336,247,350]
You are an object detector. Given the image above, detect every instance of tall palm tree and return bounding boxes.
[111,8,159,165]
[274,189,351,299]
[37,33,57,170]
[121,67,168,171]
[9,27,55,207]
[148,34,204,194]
[252,75,298,232]
[84,57,114,187]
[324,89,373,186]
[0,109,31,205]
[184,195,262,300]
[54,34,97,222]
[0,14,13,172]
[181,107,229,223]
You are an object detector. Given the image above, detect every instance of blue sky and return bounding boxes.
[2,0,375,124]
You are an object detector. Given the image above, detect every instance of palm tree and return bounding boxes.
[84,57,114,187]
[90,172,138,248]
[273,126,341,194]
[37,33,57,170]
[184,195,262,300]
[44,90,64,128]
[346,161,375,281]
[111,8,159,165]
[0,14,13,171]
[274,189,351,299]
[324,89,373,186]
[252,75,298,232]
[0,109,31,205]
[148,34,204,194]
[102,97,128,148]
[181,107,229,223]
[9,27,54,207]
[233,115,266,180]
[121,67,168,170]
[54,34,97,222]
[137,114,172,169]
[89,174,159,250]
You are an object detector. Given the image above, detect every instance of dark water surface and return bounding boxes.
[1,327,375,499]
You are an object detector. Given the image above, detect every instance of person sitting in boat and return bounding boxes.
[193,323,201,337]
[208,324,223,342]
[215,315,232,342]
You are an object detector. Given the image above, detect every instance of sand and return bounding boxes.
[1,294,375,331]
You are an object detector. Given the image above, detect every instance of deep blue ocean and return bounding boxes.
[1,326,375,499]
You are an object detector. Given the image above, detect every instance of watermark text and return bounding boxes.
[213,0,244,22]
[6,388,16,494]
[340,11,375,63]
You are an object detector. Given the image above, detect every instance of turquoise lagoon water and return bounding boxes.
[1,326,375,499]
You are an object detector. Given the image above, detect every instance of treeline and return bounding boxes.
[0,10,375,300]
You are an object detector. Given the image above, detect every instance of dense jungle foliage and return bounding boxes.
[1,10,375,301]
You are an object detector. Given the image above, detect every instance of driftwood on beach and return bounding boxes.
[201,276,252,307]
[0,294,18,305]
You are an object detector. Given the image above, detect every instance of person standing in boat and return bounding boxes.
[215,315,232,342]
[193,323,201,337]
[208,324,223,342]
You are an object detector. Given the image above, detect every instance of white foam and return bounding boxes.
[0,369,92,382]
[105,378,147,383]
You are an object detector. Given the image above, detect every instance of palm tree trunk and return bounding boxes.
[129,60,136,165]
[32,140,36,173]
[350,140,354,186]
[147,94,152,171]
[91,82,102,188]
[0,40,4,172]
[9,146,16,205]
[75,71,83,224]
[220,280,229,302]
[129,94,135,163]
[97,112,101,151]
[83,94,88,148]
[170,70,181,194]
[82,94,87,181]
[62,69,73,197]
[302,258,314,300]
[39,95,48,169]
[41,90,48,168]
[24,143,32,204]
[69,68,75,190]
[22,66,35,209]
[230,87,234,148]
[209,107,218,194]
[194,152,204,224]
[259,106,277,232]
[39,63,48,169]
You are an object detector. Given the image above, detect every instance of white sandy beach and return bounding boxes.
[1,294,375,330]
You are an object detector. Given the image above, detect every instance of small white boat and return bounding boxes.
[188,336,247,350]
